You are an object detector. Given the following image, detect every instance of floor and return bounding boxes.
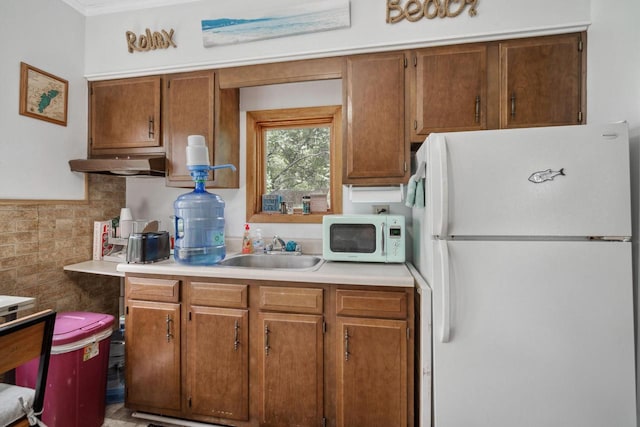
[103,403,186,427]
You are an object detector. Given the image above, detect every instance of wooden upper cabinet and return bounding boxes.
[410,44,488,141]
[164,70,240,188]
[219,56,343,88]
[344,52,409,185]
[164,71,215,186]
[90,76,162,154]
[212,84,240,188]
[500,33,585,128]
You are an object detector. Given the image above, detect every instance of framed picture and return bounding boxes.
[19,62,68,126]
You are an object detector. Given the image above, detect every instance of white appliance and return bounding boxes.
[411,122,637,427]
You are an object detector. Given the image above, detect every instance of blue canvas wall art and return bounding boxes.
[202,0,350,47]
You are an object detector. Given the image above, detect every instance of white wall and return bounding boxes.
[84,0,589,79]
[0,0,87,200]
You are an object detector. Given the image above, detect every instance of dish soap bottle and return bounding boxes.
[242,224,253,254]
[173,135,236,265]
[253,228,265,254]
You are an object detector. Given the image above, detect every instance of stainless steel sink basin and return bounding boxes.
[218,254,324,270]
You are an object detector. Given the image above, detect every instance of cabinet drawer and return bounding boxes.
[336,289,407,319]
[259,286,323,314]
[127,276,180,302]
[190,282,248,308]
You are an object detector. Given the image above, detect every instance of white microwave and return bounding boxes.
[322,214,405,263]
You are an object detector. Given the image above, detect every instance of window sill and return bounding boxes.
[247,212,329,224]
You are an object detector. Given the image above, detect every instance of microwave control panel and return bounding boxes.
[385,216,405,262]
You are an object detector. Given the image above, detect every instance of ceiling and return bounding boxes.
[60,0,199,16]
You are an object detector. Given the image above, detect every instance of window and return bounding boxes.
[246,105,342,223]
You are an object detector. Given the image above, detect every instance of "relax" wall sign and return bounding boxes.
[387,0,478,23]
[126,28,177,53]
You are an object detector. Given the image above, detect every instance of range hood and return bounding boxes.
[69,155,166,176]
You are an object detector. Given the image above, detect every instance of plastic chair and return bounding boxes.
[0,310,56,427]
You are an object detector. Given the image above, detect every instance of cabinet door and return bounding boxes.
[164,71,215,187]
[500,33,584,128]
[411,44,487,140]
[336,317,408,427]
[90,76,162,153]
[187,305,249,421]
[125,299,181,412]
[344,52,409,184]
[259,312,324,427]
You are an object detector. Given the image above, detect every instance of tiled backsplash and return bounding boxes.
[0,174,125,320]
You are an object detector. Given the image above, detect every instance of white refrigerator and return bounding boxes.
[411,122,637,427]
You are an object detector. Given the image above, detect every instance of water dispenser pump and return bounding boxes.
[173,135,236,265]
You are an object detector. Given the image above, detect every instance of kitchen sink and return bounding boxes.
[218,254,325,270]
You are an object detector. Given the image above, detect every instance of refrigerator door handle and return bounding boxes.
[437,137,449,237]
[439,240,451,343]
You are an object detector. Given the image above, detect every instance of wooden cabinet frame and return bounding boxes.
[87,32,585,187]
[125,275,415,427]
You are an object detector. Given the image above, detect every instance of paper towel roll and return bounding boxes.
[120,208,133,238]
[348,185,404,203]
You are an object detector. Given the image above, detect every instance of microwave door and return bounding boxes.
[331,223,379,254]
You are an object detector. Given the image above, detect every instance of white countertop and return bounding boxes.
[64,260,124,277]
[65,256,415,287]
[116,257,414,287]
[0,295,36,317]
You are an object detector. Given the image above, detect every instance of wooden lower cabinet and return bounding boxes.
[258,312,324,426]
[336,317,408,427]
[187,306,249,421]
[125,275,414,427]
[186,281,250,423]
[125,299,181,414]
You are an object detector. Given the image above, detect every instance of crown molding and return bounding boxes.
[60,0,200,16]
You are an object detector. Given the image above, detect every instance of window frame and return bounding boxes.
[246,105,342,224]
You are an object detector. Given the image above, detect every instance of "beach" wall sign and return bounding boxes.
[387,0,478,23]
[201,0,350,47]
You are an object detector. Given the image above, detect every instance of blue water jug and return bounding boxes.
[174,163,236,265]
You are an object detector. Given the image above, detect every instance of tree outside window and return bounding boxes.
[265,126,330,210]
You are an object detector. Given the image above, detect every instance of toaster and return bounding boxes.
[127,232,170,263]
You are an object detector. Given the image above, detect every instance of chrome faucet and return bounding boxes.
[272,235,286,251]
